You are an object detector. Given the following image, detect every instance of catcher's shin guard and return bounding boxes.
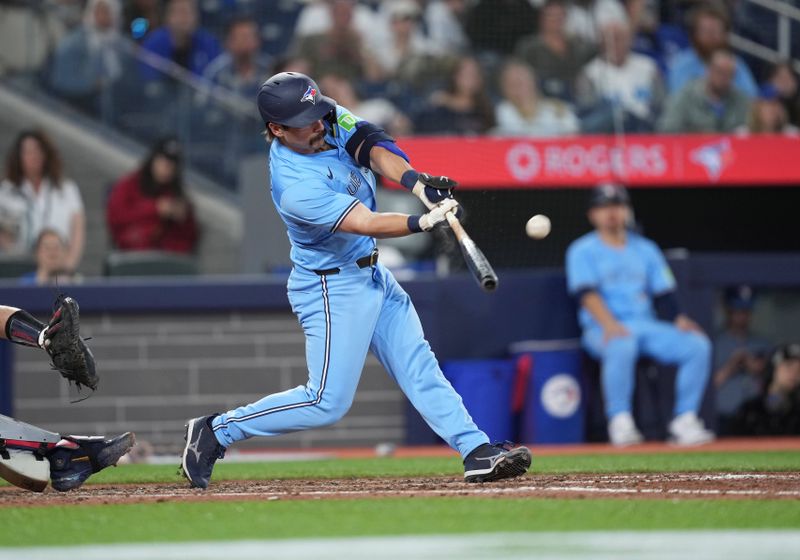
[0,414,60,492]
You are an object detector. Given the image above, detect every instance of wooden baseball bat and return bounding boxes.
[412,184,498,292]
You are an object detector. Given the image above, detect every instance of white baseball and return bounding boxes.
[525,214,551,239]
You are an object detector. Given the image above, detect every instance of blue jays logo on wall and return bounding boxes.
[301,85,317,104]
[347,171,362,195]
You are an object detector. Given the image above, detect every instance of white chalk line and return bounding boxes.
[47,483,800,502]
[3,531,800,560]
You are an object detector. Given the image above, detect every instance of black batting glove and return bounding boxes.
[400,170,458,204]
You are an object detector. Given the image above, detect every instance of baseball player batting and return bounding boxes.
[0,299,134,492]
[181,72,532,488]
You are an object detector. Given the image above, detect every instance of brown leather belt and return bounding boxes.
[313,249,378,276]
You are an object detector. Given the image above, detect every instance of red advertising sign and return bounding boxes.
[391,134,800,189]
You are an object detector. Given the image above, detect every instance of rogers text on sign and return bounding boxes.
[507,142,668,183]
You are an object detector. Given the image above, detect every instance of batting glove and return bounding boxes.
[400,170,458,204]
[418,199,459,231]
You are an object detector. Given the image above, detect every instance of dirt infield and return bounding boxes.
[3,472,800,507]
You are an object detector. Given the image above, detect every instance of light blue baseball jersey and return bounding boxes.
[211,102,490,459]
[566,231,676,330]
[270,105,377,272]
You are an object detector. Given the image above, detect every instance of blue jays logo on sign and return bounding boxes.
[347,171,362,195]
[301,85,317,104]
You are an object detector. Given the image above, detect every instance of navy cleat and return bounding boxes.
[463,441,532,483]
[181,415,225,489]
[49,432,136,492]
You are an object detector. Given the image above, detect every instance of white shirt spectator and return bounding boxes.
[579,52,661,120]
[293,1,377,40]
[0,178,84,255]
[425,0,468,55]
[494,99,580,137]
[566,0,626,44]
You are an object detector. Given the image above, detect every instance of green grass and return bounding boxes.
[2,450,799,547]
[70,449,800,485]
[1,499,799,546]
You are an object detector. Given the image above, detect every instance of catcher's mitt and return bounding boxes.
[43,296,98,392]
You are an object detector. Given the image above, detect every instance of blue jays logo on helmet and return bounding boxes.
[301,85,317,105]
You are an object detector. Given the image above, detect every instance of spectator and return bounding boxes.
[19,230,74,286]
[625,0,688,71]
[414,55,495,135]
[270,55,313,76]
[565,0,627,45]
[493,60,579,137]
[140,0,221,80]
[0,130,85,272]
[515,0,596,101]
[292,0,379,82]
[48,0,124,114]
[317,73,412,136]
[293,0,376,42]
[465,0,538,56]
[658,49,751,133]
[667,3,757,96]
[107,137,199,254]
[566,183,714,446]
[737,85,800,136]
[203,15,271,99]
[124,0,163,41]
[768,62,800,126]
[368,0,437,82]
[0,1,64,75]
[713,285,770,435]
[576,20,664,133]
[425,0,469,55]
[732,343,800,436]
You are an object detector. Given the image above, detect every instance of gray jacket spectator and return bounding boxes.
[659,50,751,134]
[49,0,124,105]
[203,16,271,100]
[367,1,437,81]
[516,0,596,101]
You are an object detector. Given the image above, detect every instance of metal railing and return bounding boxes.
[730,0,800,74]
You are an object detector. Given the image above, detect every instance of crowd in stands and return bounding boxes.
[2,0,798,159]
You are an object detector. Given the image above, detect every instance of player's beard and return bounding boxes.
[310,131,326,151]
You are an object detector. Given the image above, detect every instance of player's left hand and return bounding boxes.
[44,295,99,392]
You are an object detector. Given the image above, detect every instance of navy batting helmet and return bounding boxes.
[257,72,336,128]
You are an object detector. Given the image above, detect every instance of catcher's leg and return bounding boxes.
[0,414,60,492]
[48,432,135,492]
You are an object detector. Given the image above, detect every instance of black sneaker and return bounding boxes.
[181,415,225,489]
[463,441,532,483]
[49,432,136,492]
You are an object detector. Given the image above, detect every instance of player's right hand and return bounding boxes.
[602,321,630,344]
[419,199,459,231]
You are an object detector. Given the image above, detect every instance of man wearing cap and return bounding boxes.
[732,343,800,436]
[566,183,714,446]
[179,72,532,488]
[713,285,770,434]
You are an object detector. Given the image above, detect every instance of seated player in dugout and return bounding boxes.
[0,300,134,492]
[180,72,532,488]
[566,184,715,446]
